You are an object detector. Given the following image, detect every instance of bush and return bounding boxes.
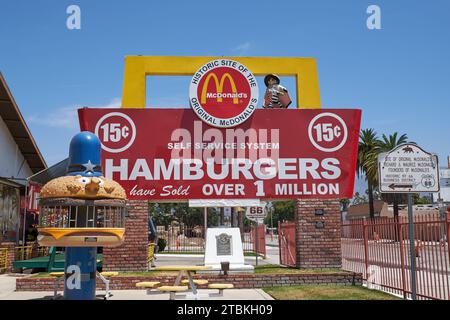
[157,238,167,252]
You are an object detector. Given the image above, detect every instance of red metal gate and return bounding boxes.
[250,224,266,257]
[342,212,450,300]
[278,221,296,267]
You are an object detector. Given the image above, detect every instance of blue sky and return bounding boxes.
[1,0,449,194]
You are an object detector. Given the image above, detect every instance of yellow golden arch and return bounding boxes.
[121,56,321,109]
[201,72,238,104]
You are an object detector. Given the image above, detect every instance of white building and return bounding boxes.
[0,73,46,242]
[432,157,450,204]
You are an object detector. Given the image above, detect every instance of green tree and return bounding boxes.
[264,200,295,226]
[413,194,431,205]
[149,202,219,228]
[357,129,382,219]
[352,191,368,205]
[149,203,175,226]
[380,132,408,151]
[340,198,350,211]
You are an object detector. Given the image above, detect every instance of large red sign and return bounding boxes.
[78,108,361,201]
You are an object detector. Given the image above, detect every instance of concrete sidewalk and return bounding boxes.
[0,289,273,300]
[0,273,273,300]
[0,274,17,299]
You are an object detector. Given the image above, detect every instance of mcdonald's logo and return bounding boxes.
[189,59,259,128]
[201,72,239,104]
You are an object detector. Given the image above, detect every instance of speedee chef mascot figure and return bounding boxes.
[262,74,292,109]
[37,132,127,300]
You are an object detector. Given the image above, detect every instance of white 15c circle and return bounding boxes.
[95,112,136,153]
[308,112,348,152]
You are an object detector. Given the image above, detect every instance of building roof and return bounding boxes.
[347,200,386,218]
[397,205,439,217]
[28,158,68,185]
[0,72,46,173]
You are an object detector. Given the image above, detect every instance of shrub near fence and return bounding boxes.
[342,212,450,300]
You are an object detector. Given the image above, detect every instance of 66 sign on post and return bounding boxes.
[78,108,361,201]
[246,203,267,223]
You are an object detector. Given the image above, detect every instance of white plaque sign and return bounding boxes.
[204,227,254,272]
[378,144,440,193]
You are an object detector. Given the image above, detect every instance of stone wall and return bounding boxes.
[16,271,361,291]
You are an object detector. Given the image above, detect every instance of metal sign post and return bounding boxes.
[378,143,440,300]
[407,194,417,300]
[255,219,259,266]
[246,202,267,267]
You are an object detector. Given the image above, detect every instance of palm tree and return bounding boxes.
[380,133,410,219]
[357,129,381,219]
[352,192,367,205]
[381,132,408,152]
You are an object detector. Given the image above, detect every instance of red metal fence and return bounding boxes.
[278,221,296,267]
[157,225,266,256]
[250,224,266,257]
[342,212,450,300]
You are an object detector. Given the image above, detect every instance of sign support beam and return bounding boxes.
[255,219,259,266]
[121,56,321,110]
[408,193,417,300]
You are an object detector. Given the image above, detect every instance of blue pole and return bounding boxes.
[64,247,97,300]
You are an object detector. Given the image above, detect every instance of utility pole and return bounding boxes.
[204,207,208,241]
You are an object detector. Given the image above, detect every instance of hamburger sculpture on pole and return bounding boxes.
[37,131,127,299]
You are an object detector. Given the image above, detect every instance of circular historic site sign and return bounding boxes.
[189,59,259,128]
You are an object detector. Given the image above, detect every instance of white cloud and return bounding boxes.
[28,106,79,129]
[93,98,121,109]
[232,42,251,56]
[29,98,121,129]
